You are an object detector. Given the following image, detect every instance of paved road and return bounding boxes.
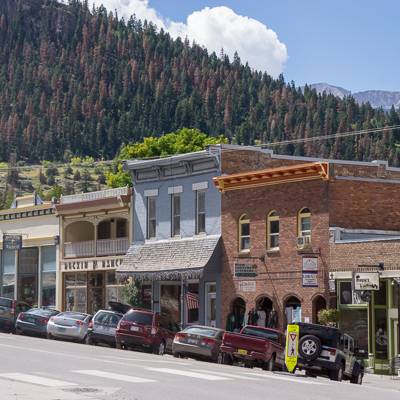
[0,332,399,399]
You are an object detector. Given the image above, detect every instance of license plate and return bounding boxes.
[102,326,110,331]
[27,318,35,323]
[187,339,198,344]
[238,349,247,355]
[130,326,139,331]
[58,327,67,332]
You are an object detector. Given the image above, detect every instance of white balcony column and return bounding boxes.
[94,223,98,257]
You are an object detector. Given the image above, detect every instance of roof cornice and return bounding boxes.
[213,162,329,193]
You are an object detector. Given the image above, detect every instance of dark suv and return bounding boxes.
[294,322,364,384]
[0,297,30,333]
[115,310,180,355]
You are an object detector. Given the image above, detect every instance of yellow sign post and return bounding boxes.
[285,324,299,373]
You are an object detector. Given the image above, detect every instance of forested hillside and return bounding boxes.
[1,0,400,167]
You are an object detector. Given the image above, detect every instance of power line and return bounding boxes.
[257,125,400,148]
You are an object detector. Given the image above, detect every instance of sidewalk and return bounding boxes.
[363,370,400,391]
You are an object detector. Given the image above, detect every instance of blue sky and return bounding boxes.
[93,0,400,94]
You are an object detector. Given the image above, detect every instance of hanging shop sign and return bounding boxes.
[352,271,380,291]
[302,257,318,271]
[303,271,318,287]
[234,263,258,278]
[3,234,22,250]
[238,281,256,292]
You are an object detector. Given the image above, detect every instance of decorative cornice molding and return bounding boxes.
[213,162,329,193]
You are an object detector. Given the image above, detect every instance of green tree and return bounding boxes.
[45,184,63,201]
[119,281,142,308]
[76,167,94,192]
[73,170,81,181]
[106,129,228,188]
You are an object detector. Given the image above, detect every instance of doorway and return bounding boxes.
[205,282,216,327]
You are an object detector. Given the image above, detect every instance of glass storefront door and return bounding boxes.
[160,284,181,324]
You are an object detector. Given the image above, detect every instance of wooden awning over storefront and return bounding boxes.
[213,162,329,193]
[116,235,221,281]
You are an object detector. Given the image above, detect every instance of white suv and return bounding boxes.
[294,322,364,384]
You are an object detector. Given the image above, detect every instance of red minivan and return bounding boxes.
[115,310,180,355]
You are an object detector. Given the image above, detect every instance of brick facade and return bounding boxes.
[216,146,400,337]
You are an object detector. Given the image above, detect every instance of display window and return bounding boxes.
[187,282,199,324]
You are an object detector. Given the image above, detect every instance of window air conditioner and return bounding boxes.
[297,236,311,247]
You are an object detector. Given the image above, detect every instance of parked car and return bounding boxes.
[173,325,225,363]
[115,309,180,355]
[47,311,93,343]
[0,297,30,333]
[220,325,286,371]
[15,308,60,338]
[294,322,364,384]
[86,310,124,347]
[107,301,133,314]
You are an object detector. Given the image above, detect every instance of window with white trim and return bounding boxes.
[299,207,311,237]
[267,211,279,250]
[239,214,250,252]
[172,194,180,236]
[196,190,205,234]
[147,197,156,239]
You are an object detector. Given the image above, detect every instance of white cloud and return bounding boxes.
[89,1,288,77]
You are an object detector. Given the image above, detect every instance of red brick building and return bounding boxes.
[212,144,400,373]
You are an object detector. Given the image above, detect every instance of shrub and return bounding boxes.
[318,308,340,326]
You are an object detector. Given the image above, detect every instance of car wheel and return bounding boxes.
[330,363,344,382]
[86,336,93,345]
[217,352,223,364]
[47,332,54,340]
[173,352,181,358]
[15,327,23,335]
[223,353,233,365]
[80,334,87,344]
[350,371,363,384]
[116,341,122,350]
[298,335,322,361]
[155,340,166,356]
[262,355,275,371]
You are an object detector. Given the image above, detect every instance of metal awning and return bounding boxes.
[116,235,221,281]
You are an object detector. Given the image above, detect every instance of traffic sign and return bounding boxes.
[285,324,299,372]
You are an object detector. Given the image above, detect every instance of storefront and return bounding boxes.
[0,193,59,308]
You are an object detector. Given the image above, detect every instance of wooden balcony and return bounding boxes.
[64,237,130,258]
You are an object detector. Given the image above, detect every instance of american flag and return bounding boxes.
[184,285,199,310]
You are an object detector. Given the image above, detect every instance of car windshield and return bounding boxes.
[123,311,153,325]
[96,312,122,325]
[26,309,58,318]
[0,298,12,307]
[242,326,279,343]
[184,327,218,336]
[58,312,87,321]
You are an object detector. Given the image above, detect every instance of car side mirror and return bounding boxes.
[354,348,359,355]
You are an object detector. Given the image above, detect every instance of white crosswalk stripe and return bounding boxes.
[145,367,232,380]
[190,369,261,380]
[0,373,77,387]
[235,371,328,385]
[73,370,157,383]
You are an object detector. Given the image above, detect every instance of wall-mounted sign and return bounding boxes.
[303,272,318,287]
[302,257,318,271]
[329,279,336,292]
[352,271,380,291]
[238,281,256,292]
[3,234,22,250]
[234,263,258,277]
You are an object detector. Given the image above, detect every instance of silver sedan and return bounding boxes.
[47,312,92,343]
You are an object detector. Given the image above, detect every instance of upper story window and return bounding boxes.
[172,194,180,236]
[196,190,205,234]
[147,197,156,239]
[239,214,250,252]
[267,211,279,250]
[298,207,311,237]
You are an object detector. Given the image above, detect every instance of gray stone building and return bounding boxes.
[117,149,222,328]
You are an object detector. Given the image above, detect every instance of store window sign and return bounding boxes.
[302,257,318,271]
[3,234,22,250]
[234,263,258,277]
[303,272,318,287]
[352,271,380,291]
[238,281,256,292]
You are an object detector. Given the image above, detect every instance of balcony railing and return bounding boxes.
[60,185,130,204]
[64,237,130,258]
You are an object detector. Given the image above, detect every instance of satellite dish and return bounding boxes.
[360,291,372,302]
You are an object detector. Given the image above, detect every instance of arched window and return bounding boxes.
[267,211,279,250]
[239,214,250,252]
[298,207,311,237]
